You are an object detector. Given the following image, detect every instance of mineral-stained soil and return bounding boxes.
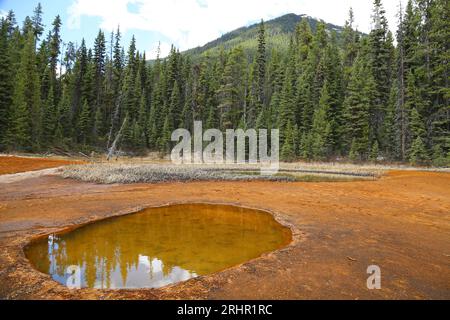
[0,155,82,175]
[0,159,449,299]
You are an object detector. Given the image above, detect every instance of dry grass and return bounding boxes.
[59,161,394,184]
[60,164,297,184]
[2,152,447,185]
[44,153,449,185]
[280,161,450,175]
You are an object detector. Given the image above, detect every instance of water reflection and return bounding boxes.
[26,204,291,289]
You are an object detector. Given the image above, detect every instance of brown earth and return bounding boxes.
[0,156,82,175]
[0,159,449,299]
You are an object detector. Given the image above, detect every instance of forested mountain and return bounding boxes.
[0,0,448,166]
[184,13,353,60]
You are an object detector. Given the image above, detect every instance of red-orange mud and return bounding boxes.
[0,156,82,175]
[0,158,449,299]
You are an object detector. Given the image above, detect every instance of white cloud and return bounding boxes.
[68,0,403,56]
[146,41,172,59]
[0,9,8,19]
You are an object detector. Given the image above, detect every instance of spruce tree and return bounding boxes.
[169,80,182,127]
[94,106,104,143]
[267,48,283,122]
[299,132,312,160]
[31,3,44,42]
[342,8,359,90]
[41,84,57,146]
[49,15,62,101]
[78,100,91,145]
[281,121,296,161]
[147,106,159,150]
[112,26,123,95]
[309,22,328,106]
[409,107,426,141]
[409,136,428,165]
[217,47,246,129]
[382,80,399,159]
[296,18,313,63]
[93,30,106,104]
[0,19,13,148]
[431,144,449,167]
[369,140,379,162]
[256,19,266,109]
[137,94,147,140]
[395,0,412,160]
[369,0,394,147]
[9,31,41,150]
[310,84,332,160]
[323,33,344,153]
[278,61,296,144]
[57,84,73,143]
[428,0,450,159]
[343,42,373,160]
[297,70,313,132]
[160,113,174,153]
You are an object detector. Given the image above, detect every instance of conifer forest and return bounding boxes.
[0,0,448,166]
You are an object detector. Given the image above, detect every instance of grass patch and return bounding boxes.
[276,173,374,182]
[60,164,296,184]
[60,163,382,184]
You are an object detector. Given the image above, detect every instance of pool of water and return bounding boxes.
[25,204,291,289]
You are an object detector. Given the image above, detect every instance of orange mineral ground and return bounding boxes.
[0,156,449,300]
[0,155,82,175]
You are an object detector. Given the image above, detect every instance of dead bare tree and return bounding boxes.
[106,90,128,161]
[107,115,128,161]
[107,91,123,151]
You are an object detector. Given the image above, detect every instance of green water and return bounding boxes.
[25,204,291,289]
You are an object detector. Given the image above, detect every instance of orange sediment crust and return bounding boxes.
[0,164,449,299]
[0,156,83,175]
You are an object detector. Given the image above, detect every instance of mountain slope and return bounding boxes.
[183,13,350,60]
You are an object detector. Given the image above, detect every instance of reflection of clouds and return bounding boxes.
[48,247,199,289]
[46,237,199,289]
[170,266,198,282]
[47,235,59,252]
[139,255,162,274]
[31,204,286,290]
[102,255,198,289]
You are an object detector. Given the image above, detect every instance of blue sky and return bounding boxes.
[0,0,170,58]
[0,0,401,58]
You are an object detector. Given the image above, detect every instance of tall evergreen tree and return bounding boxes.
[342,8,359,90]
[8,31,41,150]
[78,100,91,145]
[31,3,44,42]
[49,15,62,99]
[310,83,332,160]
[343,42,374,160]
[281,120,296,161]
[41,84,57,146]
[368,0,394,148]
[428,0,450,161]
[217,47,246,129]
[256,19,266,108]
[0,19,13,148]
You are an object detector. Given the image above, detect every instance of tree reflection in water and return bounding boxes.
[26,204,291,289]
